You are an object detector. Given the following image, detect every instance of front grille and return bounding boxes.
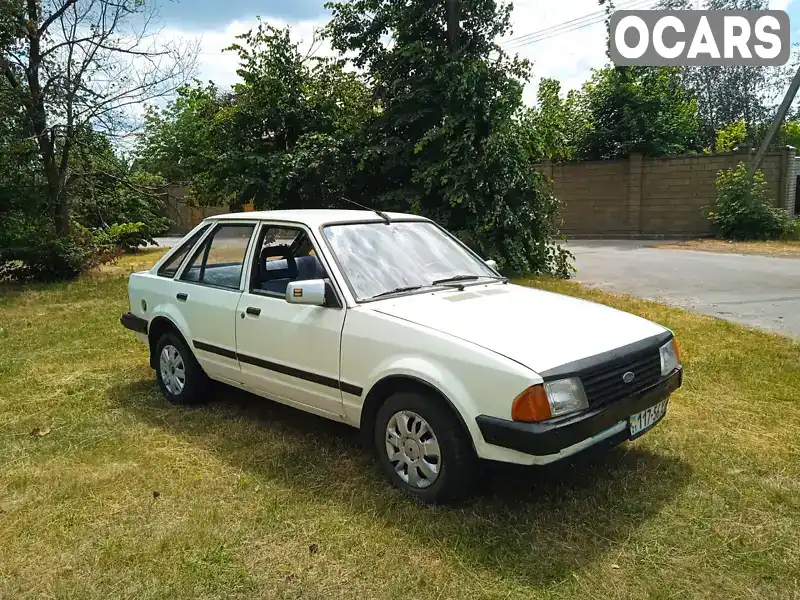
[580,350,662,407]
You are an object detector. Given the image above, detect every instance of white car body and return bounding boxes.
[123,210,682,473]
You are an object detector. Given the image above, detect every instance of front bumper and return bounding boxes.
[476,367,682,457]
[120,312,148,334]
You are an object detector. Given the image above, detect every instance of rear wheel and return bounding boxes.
[374,391,476,504]
[155,332,207,405]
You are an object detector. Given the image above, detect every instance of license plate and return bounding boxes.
[629,399,669,438]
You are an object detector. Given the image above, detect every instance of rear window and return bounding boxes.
[157,225,211,278]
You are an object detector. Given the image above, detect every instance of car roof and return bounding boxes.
[205,209,429,228]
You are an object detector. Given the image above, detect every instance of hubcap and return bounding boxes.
[385,410,441,489]
[159,344,186,395]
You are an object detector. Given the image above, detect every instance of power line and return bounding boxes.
[504,0,655,48]
[503,0,650,46]
[504,1,627,45]
[503,0,656,49]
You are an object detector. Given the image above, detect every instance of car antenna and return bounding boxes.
[343,198,392,224]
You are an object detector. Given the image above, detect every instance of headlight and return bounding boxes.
[659,338,681,376]
[544,377,589,417]
[511,377,589,422]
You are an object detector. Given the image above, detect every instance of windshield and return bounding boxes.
[323,221,499,301]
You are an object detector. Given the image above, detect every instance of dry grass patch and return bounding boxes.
[0,258,798,599]
[94,248,171,276]
[653,238,800,258]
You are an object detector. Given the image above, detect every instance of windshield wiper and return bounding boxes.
[368,274,507,300]
[366,285,425,300]
[431,274,507,286]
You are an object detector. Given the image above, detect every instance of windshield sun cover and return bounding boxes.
[323,221,498,301]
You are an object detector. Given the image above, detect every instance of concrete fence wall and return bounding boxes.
[537,147,797,237]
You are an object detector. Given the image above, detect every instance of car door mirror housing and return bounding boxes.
[285,280,327,306]
[485,259,498,271]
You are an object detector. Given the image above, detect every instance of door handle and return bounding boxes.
[176,293,188,301]
[246,306,261,316]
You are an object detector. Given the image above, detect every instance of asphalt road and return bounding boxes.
[152,236,181,248]
[566,240,800,339]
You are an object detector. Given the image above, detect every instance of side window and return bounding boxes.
[180,223,255,289]
[157,224,210,278]
[250,226,328,296]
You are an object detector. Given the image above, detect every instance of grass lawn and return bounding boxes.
[653,238,800,258]
[1,250,799,600]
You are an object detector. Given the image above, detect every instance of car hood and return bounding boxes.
[368,283,669,374]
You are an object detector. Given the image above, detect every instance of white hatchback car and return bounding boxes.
[122,210,682,503]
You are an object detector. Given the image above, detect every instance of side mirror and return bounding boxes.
[286,280,326,306]
[485,259,498,271]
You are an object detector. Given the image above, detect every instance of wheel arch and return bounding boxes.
[147,316,191,369]
[358,375,475,453]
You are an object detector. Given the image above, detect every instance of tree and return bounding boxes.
[521,78,589,161]
[576,66,701,160]
[139,24,373,211]
[1,0,197,237]
[655,0,797,149]
[140,2,573,276]
[0,80,43,217]
[324,0,571,275]
[778,120,800,149]
[220,24,373,210]
[715,118,800,153]
[716,120,747,152]
[67,128,169,243]
[138,80,229,203]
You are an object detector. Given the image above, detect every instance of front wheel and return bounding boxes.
[155,332,207,405]
[374,391,477,504]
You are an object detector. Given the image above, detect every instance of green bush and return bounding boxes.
[89,222,153,253]
[709,162,797,240]
[0,214,101,281]
[0,214,163,282]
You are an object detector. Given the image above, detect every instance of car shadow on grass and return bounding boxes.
[111,377,693,587]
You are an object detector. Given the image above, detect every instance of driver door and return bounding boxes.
[234,223,346,418]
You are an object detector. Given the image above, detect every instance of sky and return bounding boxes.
[154,0,800,105]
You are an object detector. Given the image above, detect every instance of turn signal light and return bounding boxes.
[672,338,681,363]
[511,385,551,422]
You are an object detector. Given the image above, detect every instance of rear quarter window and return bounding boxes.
[157,225,211,278]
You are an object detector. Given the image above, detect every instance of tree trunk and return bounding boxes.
[40,129,68,235]
[446,0,459,52]
[24,0,69,236]
[39,139,67,234]
[54,189,70,235]
[55,135,73,236]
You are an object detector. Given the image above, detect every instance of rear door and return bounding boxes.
[234,223,346,418]
[173,221,257,384]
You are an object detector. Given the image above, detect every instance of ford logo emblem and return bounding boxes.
[623,371,635,384]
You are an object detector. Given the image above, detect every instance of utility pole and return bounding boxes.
[750,65,800,175]
[447,0,459,52]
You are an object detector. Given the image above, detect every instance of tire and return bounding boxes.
[374,391,477,504]
[155,331,208,405]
